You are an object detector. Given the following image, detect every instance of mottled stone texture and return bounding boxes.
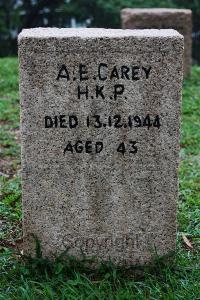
[18,28,183,265]
[121,8,192,76]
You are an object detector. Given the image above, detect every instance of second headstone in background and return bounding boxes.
[121,8,192,76]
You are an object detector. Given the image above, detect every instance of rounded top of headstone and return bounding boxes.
[18,27,183,40]
[121,8,192,15]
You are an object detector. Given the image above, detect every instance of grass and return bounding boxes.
[0,57,200,299]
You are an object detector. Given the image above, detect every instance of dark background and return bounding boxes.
[0,0,199,63]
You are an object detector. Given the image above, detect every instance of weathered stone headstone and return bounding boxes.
[18,28,183,265]
[121,8,192,76]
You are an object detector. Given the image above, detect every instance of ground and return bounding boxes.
[0,57,199,299]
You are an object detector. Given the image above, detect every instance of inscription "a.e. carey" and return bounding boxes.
[56,63,152,100]
[56,63,151,81]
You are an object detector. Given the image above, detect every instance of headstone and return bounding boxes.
[18,28,183,265]
[121,8,192,76]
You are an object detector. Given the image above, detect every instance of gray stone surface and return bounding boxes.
[121,8,192,76]
[18,28,183,265]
